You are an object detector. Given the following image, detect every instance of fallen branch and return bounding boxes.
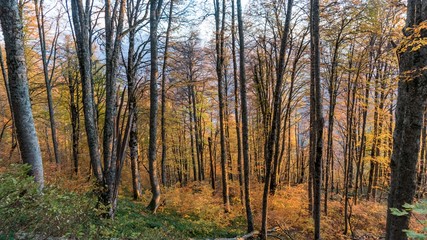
[215,230,260,240]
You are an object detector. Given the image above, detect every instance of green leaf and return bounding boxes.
[402,203,415,210]
[390,208,409,216]
[403,230,427,239]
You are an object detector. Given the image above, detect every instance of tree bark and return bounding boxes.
[237,0,254,232]
[386,1,427,238]
[70,0,103,183]
[0,0,44,188]
[231,0,244,203]
[126,0,145,200]
[310,0,324,238]
[161,0,174,186]
[147,0,163,213]
[214,0,230,213]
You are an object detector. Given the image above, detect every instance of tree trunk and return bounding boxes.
[214,0,230,213]
[208,137,216,190]
[70,0,103,183]
[0,0,44,188]
[417,110,427,198]
[261,0,293,238]
[0,44,18,162]
[310,0,324,238]
[237,0,254,232]
[386,2,427,238]
[161,0,174,186]
[65,43,80,175]
[147,0,163,213]
[34,0,61,165]
[231,0,244,203]
[126,0,144,200]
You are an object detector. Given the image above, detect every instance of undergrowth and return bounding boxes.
[0,164,391,239]
[0,165,244,239]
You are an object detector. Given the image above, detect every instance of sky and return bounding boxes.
[197,0,250,43]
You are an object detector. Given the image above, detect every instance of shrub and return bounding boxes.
[0,164,98,238]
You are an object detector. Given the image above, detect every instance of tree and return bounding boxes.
[102,0,126,217]
[33,0,61,165]
[161,0,174,187]
[260,0,293,238]
[70,0,103,182]
[64,38,81,175]
[386,1,427,239]
[236,0,254,233]
[214,0,230,213]
[147,0,163,213]
[125,0,147,200]
[310,0,323,238]
[0,0,44,188]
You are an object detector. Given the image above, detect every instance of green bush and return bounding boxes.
[0,164,98,239]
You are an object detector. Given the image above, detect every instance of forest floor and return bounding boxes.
[0,163,392,239]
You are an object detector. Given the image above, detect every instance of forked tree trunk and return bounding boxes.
[70,0,103,183]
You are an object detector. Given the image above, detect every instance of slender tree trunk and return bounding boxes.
[65,43,80,175]
[214,0,230,213]
[147,0,163,213]
[70,0,103,183]
[237,0,254,232]
[261,0,293,238]
[34,0,61,165]
[324,33,341,215]
[208,137,215,190]
[310,0,324,238]
[231,0,244,203]
[0,44,18,161]
[161,0,174,186]
[354,73,371,204]
[417,111,427,198]
[188,97,198,181]
[126,0,144,200]
[368,69,380,201]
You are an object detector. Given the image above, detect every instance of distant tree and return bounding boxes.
[63,39,81,175]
